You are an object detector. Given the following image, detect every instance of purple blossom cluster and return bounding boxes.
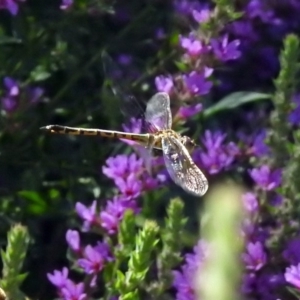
[0,0,24,15]
[0,77,43,115]
[173,240,210,300]
[48,231,112,299]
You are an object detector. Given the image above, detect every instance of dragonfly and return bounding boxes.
[40,92,209,196]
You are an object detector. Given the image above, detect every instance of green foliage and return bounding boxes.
[204,91,271,118]
[268,34,300,166]
[1,224,30,300]
[153,198,187,295]
[102,200,188,299]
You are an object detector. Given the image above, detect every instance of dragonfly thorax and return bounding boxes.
[148,129,180,150]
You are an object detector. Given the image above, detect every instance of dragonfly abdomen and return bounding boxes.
[40,125,150,144]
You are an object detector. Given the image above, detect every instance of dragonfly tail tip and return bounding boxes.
[40,126,50,131]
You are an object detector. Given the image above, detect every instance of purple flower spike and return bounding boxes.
[61,280,86,300]
[242,242,267,271]
[285,263,300,289]
[66,230,80,252]
[211,35,241,61]
[47,267,69,289]
[155,75,174,93]
[183,69,213,96]
[249,165,282,191]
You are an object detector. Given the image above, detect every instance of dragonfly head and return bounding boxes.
[180,136,197,153]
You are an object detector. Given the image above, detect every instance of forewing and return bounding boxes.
[145,92,172,131]
[162,136,208,196]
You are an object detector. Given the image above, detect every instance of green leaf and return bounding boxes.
[30,65,51,81]
[174,60,188,72]
[204,91,271,118]
[121,290,139,300]
[0,36,22,45]
[18,190,47,214]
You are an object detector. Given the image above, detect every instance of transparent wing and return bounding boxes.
[102,53,160,134]
[162,136,208,196]
[145,92,172,131]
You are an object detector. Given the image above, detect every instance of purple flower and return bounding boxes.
[100,197,139,234]
[47,267,69,289]
[242,242,267,271]
[285,263,300,289]
[173,240,210,300]
[61,280,86,300]
[114,173,143,199]
[66,230,80,252]
[1,77,19,112]
[177,103,202,119]
[228,20,258,43]
[75,201,97,231]
[155,75,174,93]
[183,69,213,96]
[173,0,202,16]
[241,272,256,294]
[179,34,207,57]
[77,243,110,274]
[251,130,269,156]
[0,0,23,15]
[102,154,143,181]
[249,165,282,191]
[211,35,241,61]
[117,54,132,66]
[192,8,211,23]
[1,77,43,113]
[242,192,259,213]
[256,272,285,300]
[270,194,282,206]
[245,0,276,24]
[289,94,300,125]
[60,0,73,10]
[28,86,44,103]
[1,97,17,112]
[197,130,237,174]
[283,237,300,265]
[4,77,19,96]
[155,28,166,40]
